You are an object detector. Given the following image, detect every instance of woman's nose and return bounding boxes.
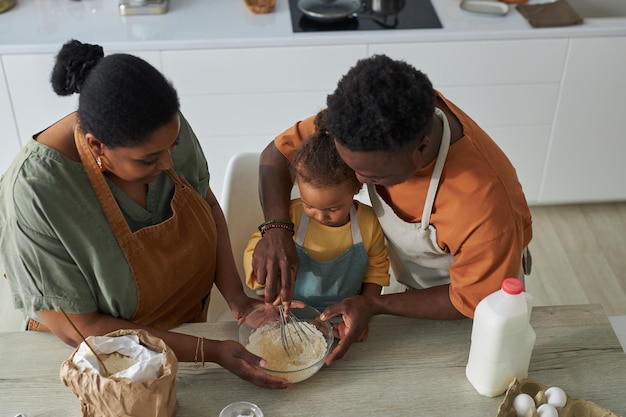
[157,151,173,171]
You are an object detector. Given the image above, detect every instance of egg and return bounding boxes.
[537,403,559,417]
[545,386,567,408]
[513,393,536,417]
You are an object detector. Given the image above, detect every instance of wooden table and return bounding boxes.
[1,305,624,417]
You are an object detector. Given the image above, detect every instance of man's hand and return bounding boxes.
[320,295,377,365]
[332,321,369,343]
[251,228,299,310]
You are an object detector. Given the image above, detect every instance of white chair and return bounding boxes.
[221,152,265,291]
[206,152,265,322]
[206,151,305,321]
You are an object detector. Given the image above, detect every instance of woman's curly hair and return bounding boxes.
[326,54,436,153]
[290,110,362,193]
[50,39,179,148]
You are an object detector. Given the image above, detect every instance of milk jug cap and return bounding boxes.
[501,277,523,295]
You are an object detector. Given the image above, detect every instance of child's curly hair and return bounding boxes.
[290,110,362,193]
[326,54,435,153]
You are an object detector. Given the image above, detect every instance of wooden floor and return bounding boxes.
[526,202,626,316]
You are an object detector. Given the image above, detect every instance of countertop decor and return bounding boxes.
[1,0,625,54]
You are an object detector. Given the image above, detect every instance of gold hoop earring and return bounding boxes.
[96,155,106,172]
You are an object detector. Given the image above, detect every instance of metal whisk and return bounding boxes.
[277,305,314,358]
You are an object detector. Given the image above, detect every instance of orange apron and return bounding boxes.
[71,126,217,330]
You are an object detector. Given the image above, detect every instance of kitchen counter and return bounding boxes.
[1,0,626,54]
[0,304,625,416]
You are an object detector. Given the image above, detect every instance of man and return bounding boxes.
[252,54,532,364]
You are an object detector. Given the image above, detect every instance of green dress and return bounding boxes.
[0,113,210,323]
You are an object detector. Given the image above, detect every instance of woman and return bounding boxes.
[0,40,289,388]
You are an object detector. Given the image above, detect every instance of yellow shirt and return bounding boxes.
[244,199,390,290]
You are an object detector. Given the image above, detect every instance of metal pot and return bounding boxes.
[298,0,361,23]
[370,0,405,15]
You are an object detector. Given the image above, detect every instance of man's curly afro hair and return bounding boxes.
[326,54,436,153]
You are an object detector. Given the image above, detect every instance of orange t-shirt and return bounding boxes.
[273,92,532,318]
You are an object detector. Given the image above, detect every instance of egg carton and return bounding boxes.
[497,378,621,417]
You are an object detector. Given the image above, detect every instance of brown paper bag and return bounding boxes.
[60,329,178,417]
[497,378,621,417]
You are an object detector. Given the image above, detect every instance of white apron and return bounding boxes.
[367,108,453,289]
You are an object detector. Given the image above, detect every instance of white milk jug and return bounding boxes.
[465,277,536,397]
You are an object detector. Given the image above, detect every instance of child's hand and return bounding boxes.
[333,321,369,342]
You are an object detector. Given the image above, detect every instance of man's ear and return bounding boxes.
[411,137,429,163]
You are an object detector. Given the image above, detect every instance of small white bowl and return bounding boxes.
[219,401,263,417]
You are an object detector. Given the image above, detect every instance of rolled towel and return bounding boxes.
[517,0,583,28]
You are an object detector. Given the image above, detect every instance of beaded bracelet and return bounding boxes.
[258,219,295,237]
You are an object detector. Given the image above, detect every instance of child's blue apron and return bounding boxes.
[292,204,368,312]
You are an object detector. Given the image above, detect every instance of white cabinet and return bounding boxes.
[1,37,624,205]
[542,36,626,203]
[368,39,569,204]
[161,44,368,201]
[0,63,20,175]
[1,51,161,151]
[3,54,79,144]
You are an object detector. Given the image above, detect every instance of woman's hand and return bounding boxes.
[39,308,290,388]
[226,292,264,325]
[212,339,291,389]
[238,303,279,328]
[320,295,376,365]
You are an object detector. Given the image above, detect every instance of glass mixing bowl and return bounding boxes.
[239,303,333,383]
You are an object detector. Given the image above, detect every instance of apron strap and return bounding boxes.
[295,210,309,245]
[348,204,362,245]
[420,108,451,230]
[74,125,132,238]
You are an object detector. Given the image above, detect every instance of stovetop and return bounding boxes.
[288,0,442,33]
